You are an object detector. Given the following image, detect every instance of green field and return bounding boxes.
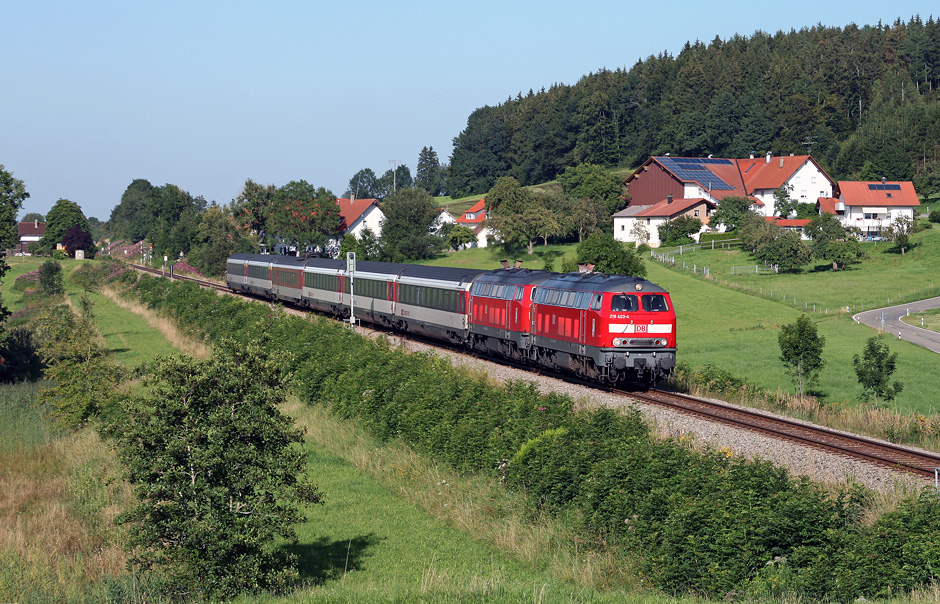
[3,256,181,366]
[420,229,940,415]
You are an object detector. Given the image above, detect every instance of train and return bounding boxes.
[225,253,677,384]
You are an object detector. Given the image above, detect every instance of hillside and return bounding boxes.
[448,18,940,199]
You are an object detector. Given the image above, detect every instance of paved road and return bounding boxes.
[854,296,940,354]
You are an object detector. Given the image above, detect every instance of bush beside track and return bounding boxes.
[124,271,940,602]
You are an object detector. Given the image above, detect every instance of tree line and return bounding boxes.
[448,17,940,198]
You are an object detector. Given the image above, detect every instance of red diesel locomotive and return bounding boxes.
[226,253,676,384]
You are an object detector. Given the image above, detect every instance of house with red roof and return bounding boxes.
[765,216,812,239]
[336,197,384,239]
[833,180,920,239]
[455,199,496,248]
[612,195,715,247]
[739,154,835,214]
[16,220,45,255]
[624,154,835,219]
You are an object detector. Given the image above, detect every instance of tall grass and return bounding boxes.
[0,382,152,604]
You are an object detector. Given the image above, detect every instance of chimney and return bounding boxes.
[766,152,771,163]
[882,176,887,185]
[34,220,38,228]
[749,151,755,159]
[779,157,784,168]
[667,194,673,204]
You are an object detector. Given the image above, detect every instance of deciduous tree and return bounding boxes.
[378,188,443,261]
[346,168,379,200]
[755,229,812,272]
[269,181,341,255]
[853,336,903,404]
[62,225,95,258]
[0,165,29,326]
[883,215,914,254]
[575,232,646,277]
[657,215,702,246]
[778,314,825,398]
[773,184,799,218]
[232,179,276,237]
[105,338,322,600]
[188,204,247,276]
[557,163,625,216]
[708,196,756,233]
[805,213,867,270]
[41,198,91,253]
[486,177,559,254]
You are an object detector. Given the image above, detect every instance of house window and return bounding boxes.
[800,190,807,199]
[694,210,699,217]
[621,224,625,230]
[646,218,651,224]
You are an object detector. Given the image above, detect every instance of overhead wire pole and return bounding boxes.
[389,159,400,193]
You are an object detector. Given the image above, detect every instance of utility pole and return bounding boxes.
[389,159,400,193]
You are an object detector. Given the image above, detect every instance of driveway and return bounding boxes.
[854,296,940,354]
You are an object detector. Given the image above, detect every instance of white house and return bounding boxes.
[834,181,920,238]
[455,199,495,248]
[430,208,456,234]
[613,196,715,247]
[739,154,835,216]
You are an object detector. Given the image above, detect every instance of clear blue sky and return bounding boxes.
[2,1,936,221]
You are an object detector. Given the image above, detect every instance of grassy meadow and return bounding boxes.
[422,228,940,415]
[4,256,184,366]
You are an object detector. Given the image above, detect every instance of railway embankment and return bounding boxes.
[120,266,940,602]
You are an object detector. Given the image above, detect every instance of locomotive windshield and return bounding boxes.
[611,294,639,312]
[642,294,669,312]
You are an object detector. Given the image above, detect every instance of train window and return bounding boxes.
[611,295,639,312]
[590,294,603,310]
[515,287,524,301]
[563,291,575,307]
[642,294,669,312]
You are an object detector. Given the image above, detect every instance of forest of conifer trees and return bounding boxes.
[448,17,940,199]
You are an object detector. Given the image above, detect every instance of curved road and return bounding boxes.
[854,296,940,354]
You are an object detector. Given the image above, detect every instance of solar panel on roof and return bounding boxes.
[868,183,901,191]
[658,157,735,191]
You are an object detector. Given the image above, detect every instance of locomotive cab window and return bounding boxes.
[611,294,639,312]
[642,294,669,312]
[590,294,603,310]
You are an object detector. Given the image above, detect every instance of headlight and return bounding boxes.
[613,338,628,347]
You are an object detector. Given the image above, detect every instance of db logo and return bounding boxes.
[636,324,648,333]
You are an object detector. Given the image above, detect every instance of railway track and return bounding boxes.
[630,388,940,479]
[130,263,940,481]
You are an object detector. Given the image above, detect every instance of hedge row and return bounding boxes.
[124,272,940,602]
